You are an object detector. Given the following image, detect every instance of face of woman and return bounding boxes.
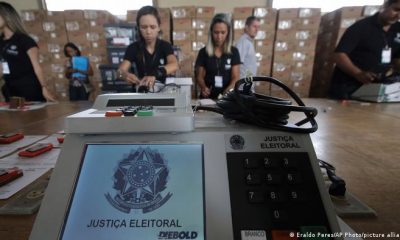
[212,22,228,47]
[66,47,77,57]
[139,14,160,43]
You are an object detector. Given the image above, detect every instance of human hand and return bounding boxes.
[355,71,377,84]
[42,86,57,102]
[201,86,211,98]
[124,72,140,85]
[141,76,156,89]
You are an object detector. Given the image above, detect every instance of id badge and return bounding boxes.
[382,48,391,64]
[215,76,223,88]
[1,61,10,74]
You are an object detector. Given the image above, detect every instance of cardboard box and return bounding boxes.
[275,30,296,41]
[298,8,320,18]
[234,30,244,41]
[253,8,277,20]
[171,6,196,18]
[259,18,276,31]
[255,30,275,40]
[47,31,69,44]
[196,7,215,18]
[45,11,65,22]
[24,21,44,34]
[195,30,208,42]
[64,10,85,20]
[193,18,210,30]
[21,10,45,22]
[297,16,321,30]
[65,20,90,32]
[173,30,195,41]
[173,18,193,31]
[158,8,171,19]
[277,19,299,30]
[45,43,63,54]
[255,40,274,54]
[42,21,66,32]
[257,60,272,76]
[363,5,380,16]
[278,8,299,20]
[173,40,192,53]
[233,19,246,30]
[338,6,363,18]
[274,41,295,52]
[126,10,138,22]
[233,7,254,19]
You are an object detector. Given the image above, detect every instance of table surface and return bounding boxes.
[0,99,399,239]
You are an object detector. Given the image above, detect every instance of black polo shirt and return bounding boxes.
[123,39,174,83]
[330,13,400,99]
[0,33,38,82]
[195,46,241,98]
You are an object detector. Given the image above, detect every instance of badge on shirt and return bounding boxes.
[1,61,10,74]
[215,76,223,88]
[225,58,231,70]
[382,47,391,64]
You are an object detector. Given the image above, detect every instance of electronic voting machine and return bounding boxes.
[29,92,343,240]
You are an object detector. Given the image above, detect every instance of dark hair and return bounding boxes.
[385,0,400,6]
[63,42,81,57]
[0,1,28,35]
[206,13,233,56]
[245,16,260,26]
[136,6,161,41]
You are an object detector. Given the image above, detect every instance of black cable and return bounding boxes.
[195,76,318,133]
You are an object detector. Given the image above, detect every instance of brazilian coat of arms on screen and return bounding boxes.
[105,147,172,213]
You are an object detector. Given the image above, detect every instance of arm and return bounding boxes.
[196,66,210,97]
[142,53,179,89]
[333,52,376,83]
[27,47,57,102]
[117,60,140,85]
[164,54,178,75]
[225,64,241,93]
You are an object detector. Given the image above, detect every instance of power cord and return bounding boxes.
[195,76,318,133]
[319,159,346,197]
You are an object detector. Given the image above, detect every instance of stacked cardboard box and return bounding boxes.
[22,9,68,100]
[171,6,196,79]
[310,6,379,97]
[127,8,171,42]
[21,9,119,101]
[272,8,320,98]
[252,7,277,94]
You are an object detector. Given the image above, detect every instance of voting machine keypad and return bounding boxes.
[227,152,332,240]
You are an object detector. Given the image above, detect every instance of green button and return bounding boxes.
[137,110,153,116]
[299,226,329,240]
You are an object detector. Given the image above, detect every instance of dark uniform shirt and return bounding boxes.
[195,46,241,98]
[0,33,44,101]
[330,13,400,99]
[123,38,174,84]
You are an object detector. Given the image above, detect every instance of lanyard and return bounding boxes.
[216,57,221,75]
[142,40,159,75]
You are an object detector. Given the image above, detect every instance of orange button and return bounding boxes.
[271,230,298,240]
[105,111,123,117]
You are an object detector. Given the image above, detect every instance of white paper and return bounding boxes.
[0,148,61,199]
[0,135,47,158]
[0,167,50,199]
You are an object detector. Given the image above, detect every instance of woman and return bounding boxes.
[0,2,55,102]
[64,42,93,101]
[118,6,178,91]
[195,13,241,99]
